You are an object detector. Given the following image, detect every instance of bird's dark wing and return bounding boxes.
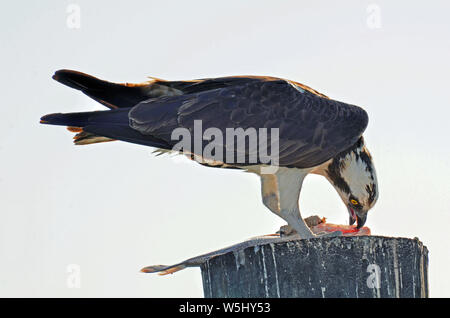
[128,79,368,168]
[52,69,329,109]
[52,70,295,109]
[152,76,329,98]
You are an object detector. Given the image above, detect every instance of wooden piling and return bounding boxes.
[200,236,428,298]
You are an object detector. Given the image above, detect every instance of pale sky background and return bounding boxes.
[1,1,449,297]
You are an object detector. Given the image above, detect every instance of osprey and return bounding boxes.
[41,70,378,239]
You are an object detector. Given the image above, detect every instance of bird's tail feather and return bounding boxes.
[40,109,170,148]
[52,69,152,109]
[40,108,130,127]
[140,264,187,275]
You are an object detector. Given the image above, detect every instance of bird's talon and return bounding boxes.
[277,224,296,237]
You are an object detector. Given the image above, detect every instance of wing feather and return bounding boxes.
[128,79,368,168]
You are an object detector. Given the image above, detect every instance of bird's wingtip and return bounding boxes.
[52,72,59,81]
[140,264,186,275]
[40,113,62,124]
[140,265,167,274]
[52,69,70,82]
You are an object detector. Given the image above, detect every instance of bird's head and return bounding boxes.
[325,137,378,229]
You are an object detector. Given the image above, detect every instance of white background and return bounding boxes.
[1,1,449,297]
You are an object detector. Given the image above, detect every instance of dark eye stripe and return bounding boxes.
[366,183,377,205]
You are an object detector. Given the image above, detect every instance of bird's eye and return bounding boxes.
[351,199,359,206]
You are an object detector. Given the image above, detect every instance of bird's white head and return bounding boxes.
[324,137,378,228]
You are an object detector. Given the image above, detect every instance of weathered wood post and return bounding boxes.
[200,236,428,298]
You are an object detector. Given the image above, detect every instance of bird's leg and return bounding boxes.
[279,208,315,239]
[260,168,314,239]
[277,168,323,238]
[261,168,342,239]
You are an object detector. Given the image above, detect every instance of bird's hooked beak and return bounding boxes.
[347,206,367,229]
[348,206,356,226]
